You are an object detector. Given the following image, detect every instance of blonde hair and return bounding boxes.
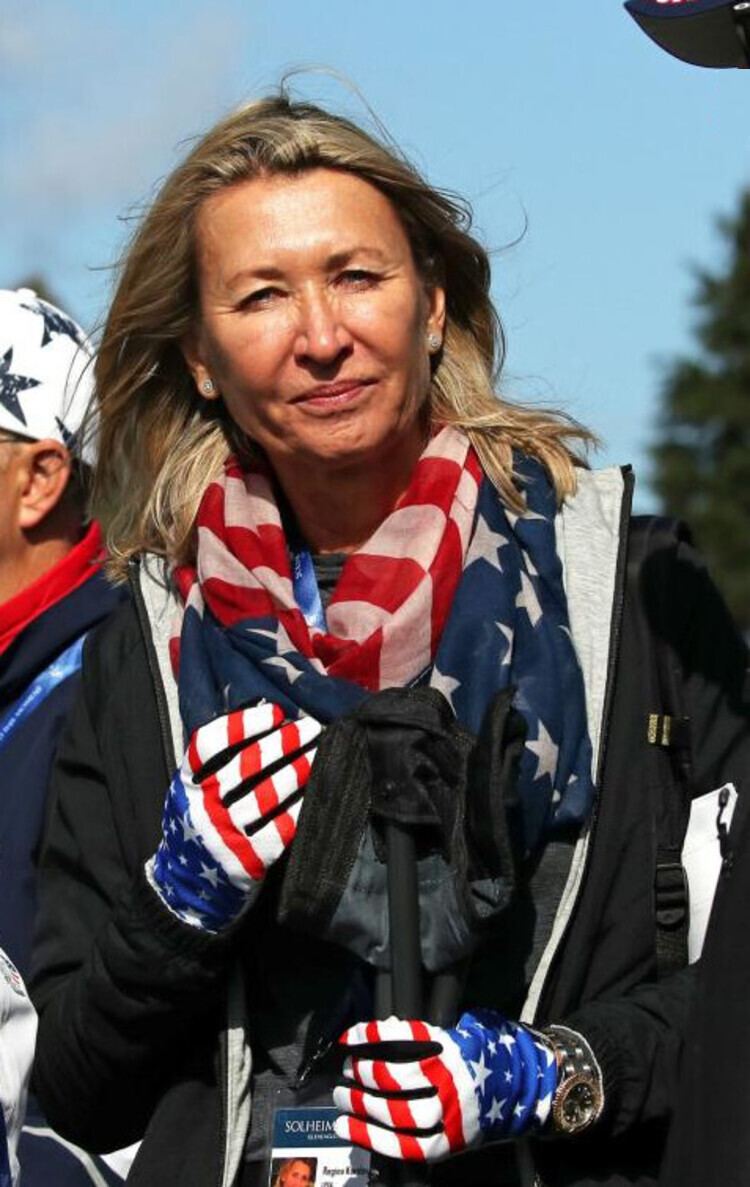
[272,1159,313,1187]
[93,92,595,580]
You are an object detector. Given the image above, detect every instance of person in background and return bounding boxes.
[621,8,750,1185]
[658,735,750,1187]
[0,288,125,1183]
[28,97,750,1187]
[0,949,35,1187]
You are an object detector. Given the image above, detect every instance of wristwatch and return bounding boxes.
[542,1024,604,1136]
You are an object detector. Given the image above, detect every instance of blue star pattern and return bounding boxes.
[0,347,39,424]
[20,297,86,348]
[424,458,595,852]
[448,1010,557,1139]
[0,290,94,447]
[148,769,246,931]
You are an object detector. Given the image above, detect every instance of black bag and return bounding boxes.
[278,685,526,973]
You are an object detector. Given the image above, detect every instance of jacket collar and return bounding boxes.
[0,559,124,704]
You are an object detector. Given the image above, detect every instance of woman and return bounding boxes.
[272,1159,313,1187]
[30,94,749,1187]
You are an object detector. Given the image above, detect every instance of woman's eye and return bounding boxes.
[337,269,380,289]
[239,287,282,309]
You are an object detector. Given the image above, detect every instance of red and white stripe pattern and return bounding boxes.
[148,702,322,930]
[172,426,483,692]
[185,704,320,881]
[333,1017,480,1161]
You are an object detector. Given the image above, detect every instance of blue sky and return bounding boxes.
[2,0,748,509]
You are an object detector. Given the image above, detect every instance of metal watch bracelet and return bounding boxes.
[537,1023,605,1137]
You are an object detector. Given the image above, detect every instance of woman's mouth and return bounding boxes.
[293,378,376,410]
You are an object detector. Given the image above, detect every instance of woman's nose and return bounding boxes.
[294,290,352,365]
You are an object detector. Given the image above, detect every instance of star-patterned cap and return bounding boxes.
[0,288,94,456]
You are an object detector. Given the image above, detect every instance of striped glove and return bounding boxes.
[146,702,321,932]
[333,1011,557,1160]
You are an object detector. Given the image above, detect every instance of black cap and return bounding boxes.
[625,0,750,67]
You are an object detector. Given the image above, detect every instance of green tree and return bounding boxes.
[651,189,750,631]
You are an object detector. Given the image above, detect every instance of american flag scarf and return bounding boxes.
[172,426,594,854]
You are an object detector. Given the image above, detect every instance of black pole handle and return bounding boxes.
[369,822,431,1187]
[426,962,468,1029]
[385,821,423,1017]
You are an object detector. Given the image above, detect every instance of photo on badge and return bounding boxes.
[269,1107,371,1187]
[269,1155,318,1187]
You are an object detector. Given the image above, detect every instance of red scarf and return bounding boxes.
[173,427,483,691]
[0,522,105,657]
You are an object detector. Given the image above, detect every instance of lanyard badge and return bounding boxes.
[269,1107,370,1187]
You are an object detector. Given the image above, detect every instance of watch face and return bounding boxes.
[564,1081,596,1126]
[553,1074,603,1135]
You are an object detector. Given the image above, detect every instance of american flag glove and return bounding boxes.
[146,702,321,932]
[333,1010,558,1161]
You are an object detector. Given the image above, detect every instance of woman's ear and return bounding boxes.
[426,282,446,343]
[181,331,220,401]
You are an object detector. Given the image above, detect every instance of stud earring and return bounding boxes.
[427,332,442,353]
[201,378,215,395]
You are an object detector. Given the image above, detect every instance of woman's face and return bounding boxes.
[184,168,445,478]
[281,1161,312,1186]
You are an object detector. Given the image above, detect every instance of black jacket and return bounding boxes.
[0,568,123,981]
[29,485,750,1187]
